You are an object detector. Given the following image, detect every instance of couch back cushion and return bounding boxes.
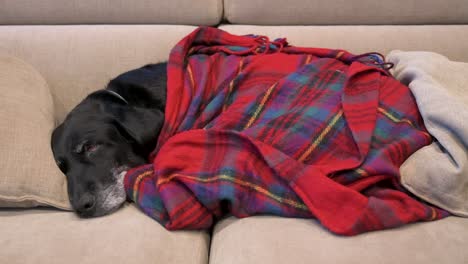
[224,0,468,25]
[0,25,198,122]
[219,25,468,63]
[0,53,70,209]
[0,0,222,26]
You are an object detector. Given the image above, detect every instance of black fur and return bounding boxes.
[51,63,167,217]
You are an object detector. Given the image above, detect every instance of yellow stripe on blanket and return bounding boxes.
[158,173,309,210]
[298,110,344,162]
[244,82,278,130]
[133,170,154,202]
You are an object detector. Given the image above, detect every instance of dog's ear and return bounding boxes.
[107,63,167,111]
[51,122,65,156]
[111,106,164,154]
[51,123,63,148]
[103,63,167,155]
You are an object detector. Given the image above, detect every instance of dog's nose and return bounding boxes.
[76,193,96,215]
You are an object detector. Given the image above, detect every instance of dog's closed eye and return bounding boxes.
[84,143,99,154]
[74,141,100,156]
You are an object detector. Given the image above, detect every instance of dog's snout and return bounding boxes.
[76,193,96,216]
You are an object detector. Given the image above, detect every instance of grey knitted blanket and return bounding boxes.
[388,51,468,216]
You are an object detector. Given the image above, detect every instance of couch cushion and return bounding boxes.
[224,0,468,25]
[210,216,468,264]
[219,25,468,62]
[0,53,70,209]
[0,25,197,122]
[0,204,210,264]
[0,0,222,25]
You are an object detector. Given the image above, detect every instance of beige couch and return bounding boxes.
[1,1,467,263]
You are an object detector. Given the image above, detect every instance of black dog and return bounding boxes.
[51,63,167,217]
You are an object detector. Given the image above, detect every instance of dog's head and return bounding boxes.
[51,64,166,217]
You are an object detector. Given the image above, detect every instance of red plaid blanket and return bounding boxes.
[124,27,448,235]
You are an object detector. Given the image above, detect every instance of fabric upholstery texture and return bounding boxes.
[219,25,468,62]
[224,0,468,25]
[0,0,222,25]
[388,51,468,216]
[209,216,468,264]
[0,53,70,209]
[0,25,198,122]
[0,204,210,264]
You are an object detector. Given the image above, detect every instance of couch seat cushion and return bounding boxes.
[210,216,468,264]
[219,25,468,63]
[0,204,210,264]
